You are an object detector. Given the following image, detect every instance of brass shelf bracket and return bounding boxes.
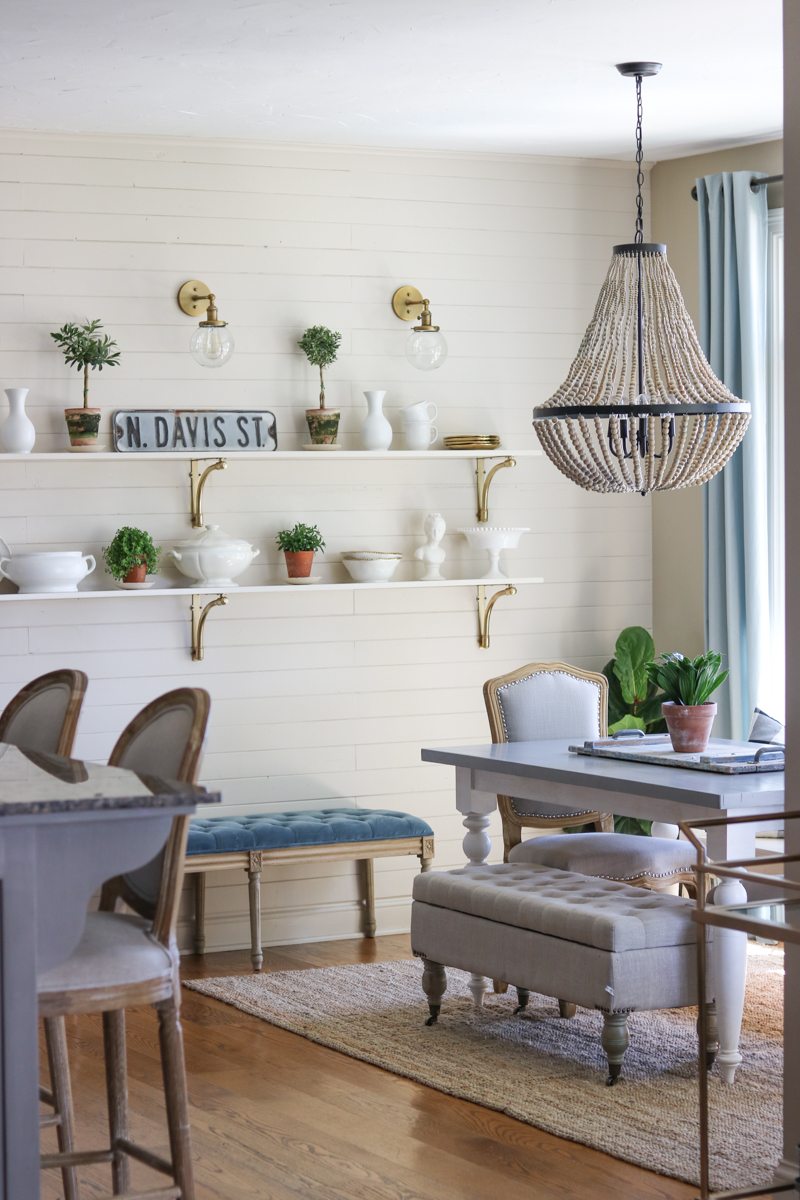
[190,457,227,527]
[476,584,517,649]
[191,594,228,661]
[475,456,516,522]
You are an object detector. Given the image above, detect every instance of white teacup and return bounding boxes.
[403,401,438,424]
[404,423,438,450]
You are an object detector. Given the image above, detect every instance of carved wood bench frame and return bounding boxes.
[185,834,435,971]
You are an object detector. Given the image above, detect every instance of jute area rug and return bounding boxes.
[185,944,782,1191]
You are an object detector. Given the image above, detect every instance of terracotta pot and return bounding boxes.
[123,563,148,584]
[284,550,314,578]
[662,701,717,753]
[305,408,341,445]
[64,407,102,450]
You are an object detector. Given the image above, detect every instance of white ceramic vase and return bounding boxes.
[0,388,35,454]
[360,390,393,451]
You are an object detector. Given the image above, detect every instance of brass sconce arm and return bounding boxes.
[190,458,227,528]
[477,584,517,649]
[191,594,228,661]
[476,456,516,522]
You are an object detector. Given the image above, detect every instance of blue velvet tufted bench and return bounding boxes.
[184,808,435,970]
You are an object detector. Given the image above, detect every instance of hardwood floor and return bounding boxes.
[41,934,695,1200]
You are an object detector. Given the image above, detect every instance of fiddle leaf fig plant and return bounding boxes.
[50,319,121,408]
[603,626,666,734]
[297,325,341,410]
[646,651,728,707]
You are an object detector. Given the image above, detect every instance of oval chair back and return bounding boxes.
[0,669,88,757]
[104,687,211,943]
[483,661,612,858]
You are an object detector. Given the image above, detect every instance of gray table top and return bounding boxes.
[421,739,785,810]
[0,742,219,816]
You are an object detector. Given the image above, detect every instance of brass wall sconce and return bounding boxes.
[177,280,235,368]
[391,285,448,371]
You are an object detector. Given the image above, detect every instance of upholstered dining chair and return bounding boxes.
[39,686,211,1200]
[0,668,88,756]
[483,661,697,890]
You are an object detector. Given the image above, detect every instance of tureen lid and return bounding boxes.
[173,524,253,549]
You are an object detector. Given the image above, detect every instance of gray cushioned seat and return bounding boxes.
[38,913,171,996]
[507,831,696,882]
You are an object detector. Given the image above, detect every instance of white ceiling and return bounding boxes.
[0,0,783,158]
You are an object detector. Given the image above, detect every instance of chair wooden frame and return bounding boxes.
[40,687,210,1200]
[483,661,614,859]
[0,668,88,757]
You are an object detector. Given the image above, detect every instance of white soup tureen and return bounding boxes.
[169,525,259,587]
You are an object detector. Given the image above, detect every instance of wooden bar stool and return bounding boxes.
[39,687,210,1200]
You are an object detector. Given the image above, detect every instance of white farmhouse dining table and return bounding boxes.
[420,737,785,1085]
[0,741,219,1200]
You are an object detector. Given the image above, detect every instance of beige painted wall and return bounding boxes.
[649,140,783,655]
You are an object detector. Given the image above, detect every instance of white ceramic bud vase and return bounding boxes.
[0,388,35,454]
[360,390,393,451]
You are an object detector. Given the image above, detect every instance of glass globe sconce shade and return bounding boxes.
[391,285,448,372]
[189,323,234,368]
[177,279,235,369]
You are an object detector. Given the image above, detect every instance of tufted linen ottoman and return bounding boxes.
[186,808,434,970]
[411,862,715,1083]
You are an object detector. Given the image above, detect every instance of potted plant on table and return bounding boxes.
[298,325,342,445]
[276,523,325,580]
[50,319,121,450]
[103,526,161,586]
[646,651,729,754]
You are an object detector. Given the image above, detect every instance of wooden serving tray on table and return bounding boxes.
[569,734,785,774]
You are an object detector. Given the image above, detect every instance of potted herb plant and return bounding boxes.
[276,523,325,580]
[50,319,121,450]
[103,526,161,586]
[297,325,342,445]
[646,650,729,754]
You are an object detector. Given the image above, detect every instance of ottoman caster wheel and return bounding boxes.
[425,1007,440,1027]
[606,1072,621,1087]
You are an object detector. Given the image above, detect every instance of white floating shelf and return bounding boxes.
[0,577,544,602]
[0,448,542,462]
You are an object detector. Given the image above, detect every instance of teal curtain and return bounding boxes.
[698,172,769,739]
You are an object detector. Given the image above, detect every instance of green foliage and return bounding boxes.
[646,651,729,707]
[275,523,326,553]
[603,626,666,734]
[50,319,121,408]
[102,526,160,581]
[297,326,342,410]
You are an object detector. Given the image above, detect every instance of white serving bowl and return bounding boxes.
[341,551,402,583]
[0,549,96,594]
[458,526,529,580]
[169,524,259,587]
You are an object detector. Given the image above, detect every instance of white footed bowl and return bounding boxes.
[458,526,529,580]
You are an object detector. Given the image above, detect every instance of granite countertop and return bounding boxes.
[0,742,220,816]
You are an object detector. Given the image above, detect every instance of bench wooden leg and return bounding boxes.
[360,858,376,938]
[247,852,264,972]
[601,1012,630,1086]
[193,872,206,955]
[419,835,435,872]
[421,959,447,1025]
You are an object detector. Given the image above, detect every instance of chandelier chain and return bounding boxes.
[635,73,644,244]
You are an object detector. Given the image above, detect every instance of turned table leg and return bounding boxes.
[455,767,496,1007]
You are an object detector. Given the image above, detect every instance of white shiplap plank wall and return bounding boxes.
[0,131,651,952]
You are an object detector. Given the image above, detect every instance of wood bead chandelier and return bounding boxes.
[533,63,750,495]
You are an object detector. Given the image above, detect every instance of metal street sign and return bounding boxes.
[112,409,277,453]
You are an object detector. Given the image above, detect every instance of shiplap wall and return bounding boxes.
[0,131,652,952]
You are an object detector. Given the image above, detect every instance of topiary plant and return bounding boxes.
[297,326,341,410]
[50,319,121,409]
[103,526,161,581]
[275,523,326,553]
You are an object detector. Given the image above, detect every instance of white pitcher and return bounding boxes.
[360,390,393,451]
